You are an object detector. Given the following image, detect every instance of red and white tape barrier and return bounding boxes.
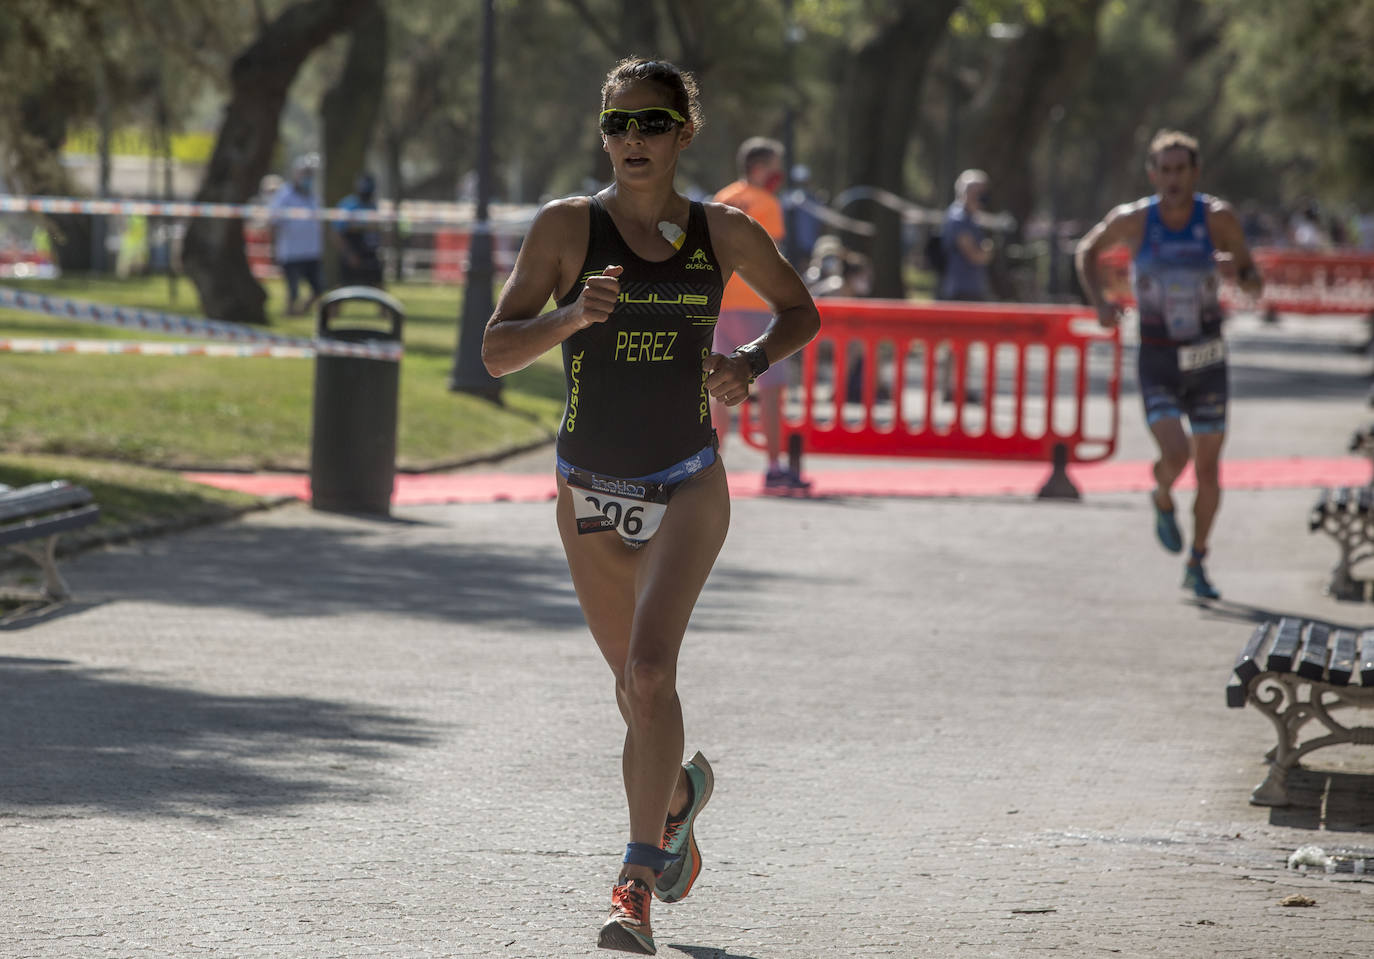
[0,337,316,358]
[0,192,535,230]
[0,286,401,361]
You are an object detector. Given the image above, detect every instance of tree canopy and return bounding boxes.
[2,0,1371,313]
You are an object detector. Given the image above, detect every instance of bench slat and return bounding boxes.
[1267,617,1303,674]
[0,482,94,524]
[1232,622,1271,685]
[1225,679,1247,709]
[1335,486,1353,511]
[1361,486,1374,515]
[1330,629,1357,687]
[1361,630,1374,688]
[0,504,101,547]
[1297,622,1331,681]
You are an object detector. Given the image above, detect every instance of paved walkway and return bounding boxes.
[2,313,1372,958]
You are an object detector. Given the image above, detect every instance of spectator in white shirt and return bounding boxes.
[269,154,324,316]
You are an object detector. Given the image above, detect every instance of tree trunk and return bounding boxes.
[838,0,960,298]
[321,2,388,287]
[182,0,375,326]
[964,1,1105,232]
[961,0,1105,298]
[1086,0,1222,220]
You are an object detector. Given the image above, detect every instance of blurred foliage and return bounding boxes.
[2,0,1371,278]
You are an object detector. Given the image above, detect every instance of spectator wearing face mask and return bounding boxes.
[939,169,994,302]
[333,171,385,288]
[269,154,324,316]
[713,137,810,492]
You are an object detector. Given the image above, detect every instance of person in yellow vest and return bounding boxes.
[713,138,809,492]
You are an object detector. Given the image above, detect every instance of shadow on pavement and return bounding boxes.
[0,598,107,631]
[1227,361,1370,401]
[0,656,436,817]
[1190,598,1372,632]
[61,517,816,633]
[85,520,588,629]
[668,945,763,959]
[1269,768,1374,833]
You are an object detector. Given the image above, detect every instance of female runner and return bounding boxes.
[482,56,820,954]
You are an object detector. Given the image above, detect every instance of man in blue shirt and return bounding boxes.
[1075,129,1263,599]
[334,172,384,288]
[939,169,994,302]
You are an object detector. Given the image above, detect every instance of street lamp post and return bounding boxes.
[450,0,501,400]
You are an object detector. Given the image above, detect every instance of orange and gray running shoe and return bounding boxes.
[654,751,714,903]
[597,876,656,955]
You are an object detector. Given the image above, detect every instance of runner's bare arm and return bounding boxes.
[1075,203,1145,327]
[1207,201,1264,299]
[481,200,620,377]
[701,203,821,402]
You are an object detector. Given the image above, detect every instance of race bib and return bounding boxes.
[1164,280,1202,341]
[566,469,669,542]
[1178,337,1225,372]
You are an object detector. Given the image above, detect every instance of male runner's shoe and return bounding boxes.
[1183,562,1220,600]
[654,751,714,903]
[597,877,655,955]
[1152,494,1183,553]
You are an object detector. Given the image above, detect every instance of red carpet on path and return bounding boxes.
[183,456,1367,506]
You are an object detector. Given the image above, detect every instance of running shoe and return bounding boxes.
[1183,562,1221,600]
[1152,494,1183,553]
[764,467,812,495]
[654,751,714,903]
[597,877,655,955]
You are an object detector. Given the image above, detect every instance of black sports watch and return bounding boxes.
[731,343,770,383]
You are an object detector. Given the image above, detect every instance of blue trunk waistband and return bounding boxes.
[557,443,716,487]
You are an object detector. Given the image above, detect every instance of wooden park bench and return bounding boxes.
[1349,422,1374,469]
[0,480,101,603]
[1227,617,1374,806]
[1310,486,1373,600]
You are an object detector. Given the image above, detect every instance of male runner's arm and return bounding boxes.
[1207,201,1264,300]
[482,200,621,377]
[703,203,821,407]
[1075,203,1144,329]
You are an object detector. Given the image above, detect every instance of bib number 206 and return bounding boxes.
[582,494,646,536]
[570,486,668,541]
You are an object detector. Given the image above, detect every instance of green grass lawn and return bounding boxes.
[0,274,566,472]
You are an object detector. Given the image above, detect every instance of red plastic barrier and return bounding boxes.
[1250,249,1374,314]
[243,224,279,279]
[740,299,1121,467]
[1095,245,1374,315]
[434,230,469,284]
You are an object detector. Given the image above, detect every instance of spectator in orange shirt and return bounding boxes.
[712,137,809,492]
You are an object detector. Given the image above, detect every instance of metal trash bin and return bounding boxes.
[309,286,406,515]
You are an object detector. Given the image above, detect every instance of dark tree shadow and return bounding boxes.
[48,517,815,634]
[0,656,436,817]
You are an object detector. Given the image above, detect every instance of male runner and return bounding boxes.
[1075,129,1263,599]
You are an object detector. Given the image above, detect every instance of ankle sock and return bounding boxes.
[623,841,680,875]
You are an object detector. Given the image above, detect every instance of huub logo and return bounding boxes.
[685,248,714,271]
